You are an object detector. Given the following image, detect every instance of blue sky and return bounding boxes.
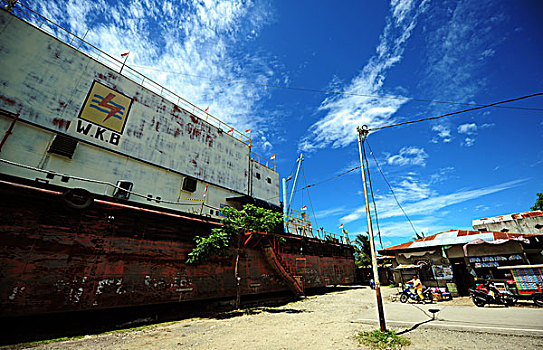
[23,0,543,248]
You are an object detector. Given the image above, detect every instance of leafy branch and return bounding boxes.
[186,204,284,264]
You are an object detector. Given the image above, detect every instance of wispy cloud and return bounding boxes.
[298,0,429,152]
[385,146,428,167]
[25,0,278,152]
[422,0,506,147]
[340,178,526,224]
[315,206,347,219]
[421,0,506,109]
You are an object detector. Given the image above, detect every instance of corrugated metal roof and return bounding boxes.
[473,210,543,226]
[380,230,539,252]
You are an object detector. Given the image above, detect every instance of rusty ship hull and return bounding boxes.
[0,177,355,317]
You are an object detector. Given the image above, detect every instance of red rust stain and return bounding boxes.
[155,122,160,132]
[173,105,182,113]
[0,95,16,105]
[190,116,199,124]
[174,129,180,137]
[191,160,197,167]
[52,118,71,131]
[205,134,214,147]
[55,101,67,112]
[97,73,107,80]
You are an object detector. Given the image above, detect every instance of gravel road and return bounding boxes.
[7,286,543,349]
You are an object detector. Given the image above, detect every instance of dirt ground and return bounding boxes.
[8,286,543,350]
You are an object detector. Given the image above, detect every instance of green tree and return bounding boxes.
[531,192,543,211]
[186,204,283,264]
[353,234,372,267]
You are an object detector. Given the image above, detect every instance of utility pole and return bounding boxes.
[357,125,386,332]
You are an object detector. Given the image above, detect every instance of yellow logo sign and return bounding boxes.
[79,81,132,134]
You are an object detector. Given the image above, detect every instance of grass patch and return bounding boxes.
[355,329,410,349]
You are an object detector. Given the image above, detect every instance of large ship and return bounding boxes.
[0,3,355,317]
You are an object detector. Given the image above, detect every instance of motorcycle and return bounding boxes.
[469,281,516,307]
[399,283,433,303]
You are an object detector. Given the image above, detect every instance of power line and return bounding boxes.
[361,137,383,249]
[264,164,362,203]
[300,165,361,191]
[369,92,543,132]
[365,139,419,238]
[301,164,319,230]
[131,64,543,112]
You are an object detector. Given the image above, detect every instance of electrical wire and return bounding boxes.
[130,64,543,112]
[301,164,319,230]
[369,92,543,132]
[365,139,419,237]
[300,165,362,191]
[362,138,383,249]
[264,164,362,202]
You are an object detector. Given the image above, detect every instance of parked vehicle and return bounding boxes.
[497,265,543,307]
[531,283,543,307]
[469,281,516,307]
[399,283,433,303]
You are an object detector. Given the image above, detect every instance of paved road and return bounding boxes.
[355,302,543,335]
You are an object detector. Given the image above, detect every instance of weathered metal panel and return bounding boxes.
[0,10,280,212]
[250,160,280,205]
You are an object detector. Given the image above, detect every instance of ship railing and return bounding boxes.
[287,209,309,220]
[285,219,347,245]
[3,1,254,148]
[0,157,227,216]
[251,152,277,171]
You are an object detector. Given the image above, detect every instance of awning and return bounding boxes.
[391,264,422,270]
[497,264,543,270]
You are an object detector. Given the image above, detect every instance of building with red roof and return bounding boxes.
[378,229,542,296]
[472,210,543,234]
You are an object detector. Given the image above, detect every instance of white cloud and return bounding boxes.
[431,124,452,143]
[457,123,478,134]
[299,0,428,152]
[457,123,478,147]
[386,147,428,167]
[463,137,475,147]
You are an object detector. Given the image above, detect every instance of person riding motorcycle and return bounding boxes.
[407,275,424,302]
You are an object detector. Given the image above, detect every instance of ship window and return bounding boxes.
[114,181,133,200]
[255,173,261,179]
[266,177,271,184]
[48,134,78,158]
[182,177,197,192]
